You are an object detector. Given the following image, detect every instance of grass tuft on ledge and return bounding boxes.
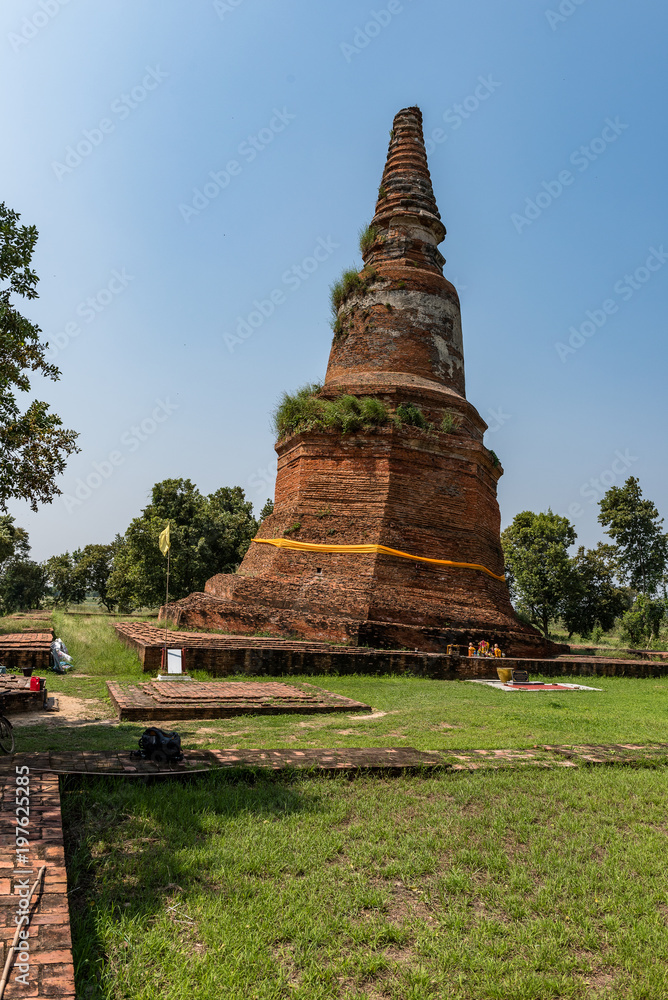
[273,386,393,439]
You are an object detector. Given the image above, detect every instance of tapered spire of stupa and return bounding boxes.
[368,105,446,264]
[325,105,465,397]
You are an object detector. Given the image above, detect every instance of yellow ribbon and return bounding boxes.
[250,537,505,581]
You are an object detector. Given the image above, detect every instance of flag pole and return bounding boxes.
[164,542,170,672]
[159,521,171,676]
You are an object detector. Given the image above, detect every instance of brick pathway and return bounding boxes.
[0,768,74,999]
[2,743,668,780]
[107,679,372,721]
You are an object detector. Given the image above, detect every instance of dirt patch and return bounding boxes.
[10,694,112,727]
[270,943,302,989]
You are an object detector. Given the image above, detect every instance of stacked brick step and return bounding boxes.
[107,679,372,721]
[0,634,53,674]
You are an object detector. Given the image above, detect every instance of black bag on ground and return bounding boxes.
[132,727,183,763]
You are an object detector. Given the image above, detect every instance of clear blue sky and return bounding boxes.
[2,0,667,561]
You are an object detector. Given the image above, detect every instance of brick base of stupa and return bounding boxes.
[164,424,565,659]
[162,588,566,660]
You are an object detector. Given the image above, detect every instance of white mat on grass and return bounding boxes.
[466,679,602,693]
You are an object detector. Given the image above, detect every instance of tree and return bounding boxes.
[0,513,30,565]
[76,543,118,611]
[501,510,576,636]
[0,559,46,614]
[618,595,666,648]
[598,477,668,596]
[1,202,79,510]
[44,551,87,607]
[561,543,629,638]
[107,478,258,610]
[0,515,46,613]
[259,498,274,520]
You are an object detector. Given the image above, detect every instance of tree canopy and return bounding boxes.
[0,202,79,510]
[0,514,46,613]
[107,478,258,610]
[501,509,576,636]
[561,543,628,638]
[598,477,668,596]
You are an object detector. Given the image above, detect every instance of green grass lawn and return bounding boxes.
[6,610,668,753]
[5,612,668,997]
[63,766,668,1000]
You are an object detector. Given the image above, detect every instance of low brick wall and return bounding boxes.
[0,678,47,715]
[0,768,75,999]
[0,632,53,673]
[115,623,668,680]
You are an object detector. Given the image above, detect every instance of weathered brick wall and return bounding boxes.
[116,624,660,681]
[0,633,53,672]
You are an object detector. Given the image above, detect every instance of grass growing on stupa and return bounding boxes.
[63,766,668,999]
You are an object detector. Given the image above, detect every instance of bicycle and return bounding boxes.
[0,696,15,755]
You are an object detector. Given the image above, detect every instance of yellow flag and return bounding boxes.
[159,523,171,556]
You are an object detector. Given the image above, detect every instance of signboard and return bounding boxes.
[167,648,183,675]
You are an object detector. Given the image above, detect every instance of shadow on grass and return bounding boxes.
[61,769,328,999]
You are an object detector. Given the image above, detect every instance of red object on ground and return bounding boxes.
[511,683,570,690]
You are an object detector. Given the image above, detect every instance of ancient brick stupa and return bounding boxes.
[167,107,561,657]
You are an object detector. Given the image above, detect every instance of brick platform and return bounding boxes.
[0,677,47,715]
[106,679,372,721]
[116,622,668,680]
[0,634,52,674]
[0,768,74,999]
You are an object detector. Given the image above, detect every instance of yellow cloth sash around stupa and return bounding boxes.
[250,538,506,582]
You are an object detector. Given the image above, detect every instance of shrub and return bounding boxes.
[440,412,462,434]
[330,269,362,317]
[323,395,365,434]
[273,383,323,439]
[395,403,428,430]
[490,450,501,468]
[274,387,439,441]
[618,609,647,647]
[359,396,390,425]
[274,386,394,440]
[618,595,666,647]
[359,224,379,255]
